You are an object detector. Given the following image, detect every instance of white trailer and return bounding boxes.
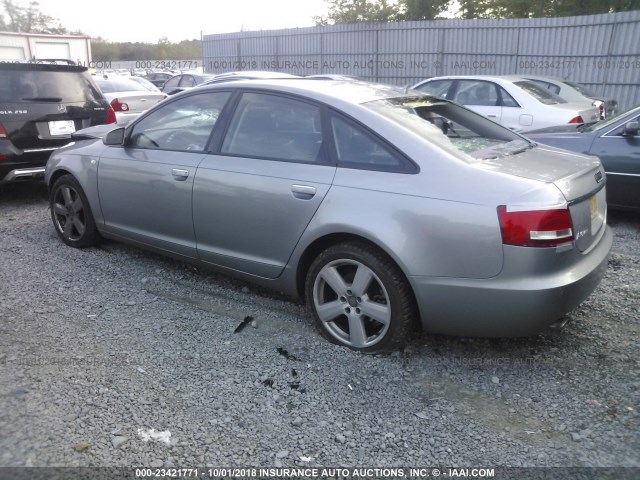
[0,31,92,66]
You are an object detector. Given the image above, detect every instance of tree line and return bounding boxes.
[317,0,640,23]
[2,0,639,61]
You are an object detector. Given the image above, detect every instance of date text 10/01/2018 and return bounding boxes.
[134,467,496,478]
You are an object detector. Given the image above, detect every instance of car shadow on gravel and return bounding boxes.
[608,209,640,228]
[0,181,48,201]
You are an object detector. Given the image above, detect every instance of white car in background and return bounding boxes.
[94,76,166,124]
[519,75,618,120]
[411,75,599,132]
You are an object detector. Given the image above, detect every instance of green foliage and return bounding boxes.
[319,0,640,22]
[91,38,201,61]
[315,0,400,24]
[0,0,66,33]
[457,0,640,18]
[399,0,453,20]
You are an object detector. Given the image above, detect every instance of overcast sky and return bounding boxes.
[35,0,329,43]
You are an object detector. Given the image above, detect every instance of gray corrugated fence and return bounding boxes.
[203,11,640,111]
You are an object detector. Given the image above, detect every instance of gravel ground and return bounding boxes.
[0,182,638,477]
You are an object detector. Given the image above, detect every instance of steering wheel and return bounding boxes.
[164,131,202,151]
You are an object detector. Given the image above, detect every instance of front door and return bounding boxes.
[97,91,232,258]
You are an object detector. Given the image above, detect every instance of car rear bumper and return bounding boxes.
[1,142,68,182]
[408,226,613,337]
[1,166,46,182]
[0,155,49,182]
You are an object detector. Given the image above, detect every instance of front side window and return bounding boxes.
[221,92,324,163]
[129,92,231,151]
[602,114,640,137]
[587,106,640,133]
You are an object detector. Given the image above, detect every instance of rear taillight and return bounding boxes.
[568,116,584,124]
[498,206,574,248]
[0,155,7,161]
[106,107,117,124]
[110,98,129,112]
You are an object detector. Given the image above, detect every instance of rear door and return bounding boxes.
[97,91,232,258]
[193,91,336,278]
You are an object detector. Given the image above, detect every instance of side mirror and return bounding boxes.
[103,127,125,145]
[622,121,639,137]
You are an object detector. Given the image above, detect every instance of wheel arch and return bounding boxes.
[295,232,417,308]
[47,168,74,194]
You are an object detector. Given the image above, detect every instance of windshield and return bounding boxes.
[514,81,567,105]
[582,105,640,132]
[365,96,530,161]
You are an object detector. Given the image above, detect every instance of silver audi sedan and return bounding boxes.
[45,79,612,352]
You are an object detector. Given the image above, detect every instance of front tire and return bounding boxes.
[305,242,416,353]
[50,174,98,248]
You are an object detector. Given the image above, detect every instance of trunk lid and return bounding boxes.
[108,92,165,114]
[478,143,607,252]
[554,102,600,124]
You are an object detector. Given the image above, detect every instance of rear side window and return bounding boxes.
[498,86,519,107]
[453,80,499,106]
[0,69,103,103]
[330,113,415,172]
[221,92,325,163]
[163,76,180,88]
[179,76,196,87]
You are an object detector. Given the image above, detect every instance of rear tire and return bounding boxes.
[305,242,416,353]
[50,174,98,248]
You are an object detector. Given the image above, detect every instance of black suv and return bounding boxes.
[0,62,115,183]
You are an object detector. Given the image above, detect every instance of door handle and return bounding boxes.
[172,169,189,180]
[291,184,316,199]
[487,114,497,118]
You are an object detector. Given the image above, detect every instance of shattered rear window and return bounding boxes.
[365,96,530,160]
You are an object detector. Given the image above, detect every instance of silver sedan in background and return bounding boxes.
[45,80,612,352]
[94,76,166,124]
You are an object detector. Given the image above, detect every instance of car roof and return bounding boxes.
[199,78,410,105]
[417,75,538,83]
[212,70,299,79]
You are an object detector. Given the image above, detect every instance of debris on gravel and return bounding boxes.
[0,183,638,475]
